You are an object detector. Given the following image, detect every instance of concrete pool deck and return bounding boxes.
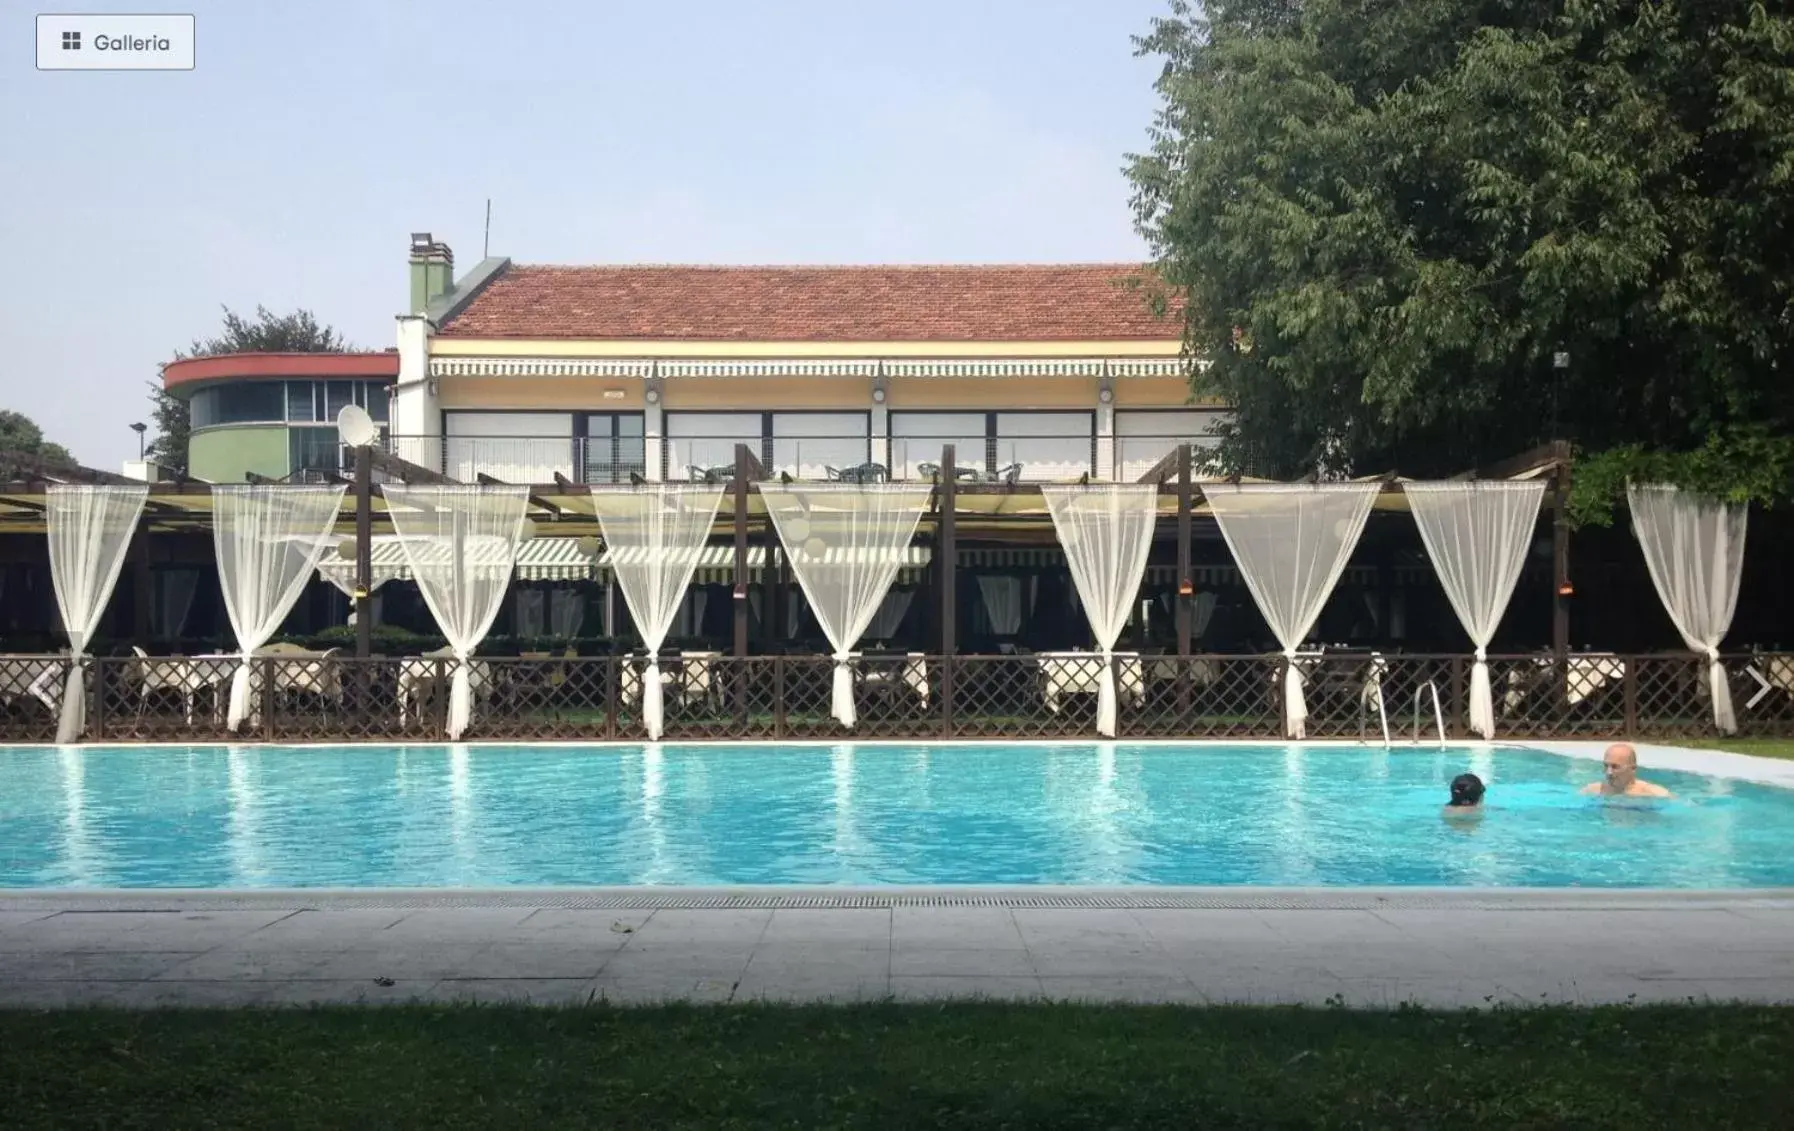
[2,888,1791,1010]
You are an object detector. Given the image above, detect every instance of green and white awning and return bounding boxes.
[605,544,932,585]
[317,535,596,590]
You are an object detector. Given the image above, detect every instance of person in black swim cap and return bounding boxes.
[1444,772,1485,819]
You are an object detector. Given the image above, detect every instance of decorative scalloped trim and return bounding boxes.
[428,357,1189,379]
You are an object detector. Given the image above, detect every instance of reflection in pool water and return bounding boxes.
[0,743,1784,889]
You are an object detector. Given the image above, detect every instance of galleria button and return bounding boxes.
[35,14,195,71]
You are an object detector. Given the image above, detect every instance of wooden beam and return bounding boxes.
[476,472,564,520]
[1136,446,1183,486]
[367,448,455,485]
[1475,440,1572,482]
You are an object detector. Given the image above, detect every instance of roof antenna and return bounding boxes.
[483,198,492,259]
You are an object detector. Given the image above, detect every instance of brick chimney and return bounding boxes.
[408,232,455,313]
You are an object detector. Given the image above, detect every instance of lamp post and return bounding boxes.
[129,421,147,460]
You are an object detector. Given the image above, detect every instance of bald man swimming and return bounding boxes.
[1581,743,1672,798]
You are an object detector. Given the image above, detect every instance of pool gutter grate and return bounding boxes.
[4,888,1791,913]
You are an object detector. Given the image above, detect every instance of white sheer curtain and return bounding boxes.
[591,484,725,739]
[1192,589,1218,641]
[1405,481,1545,739]
[46,485,149,743]
[385,485,531,739]
[1041,484,1160,736]
[213,485,348,731]
[1203,483,1379,738]
[977,574,1023,635]
[1628,484,1748,733]
[866,588,913,640]
[760,483,931,726]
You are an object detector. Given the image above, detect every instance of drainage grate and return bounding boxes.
[3,888,1789,914]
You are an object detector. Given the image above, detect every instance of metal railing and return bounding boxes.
[3,651,1791,744]
[375,434,1158,483]
[379,436,648,485]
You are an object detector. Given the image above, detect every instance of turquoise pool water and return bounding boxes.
[0,743,1788,888]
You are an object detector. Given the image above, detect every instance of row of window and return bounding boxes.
[189,380,390,429]
[435,409,1224,483]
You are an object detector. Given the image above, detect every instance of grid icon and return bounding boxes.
[61,31,81,50]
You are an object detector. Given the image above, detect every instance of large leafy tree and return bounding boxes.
[0,410,74,469]
[1128,0,1794,523]
[148,306,351,472]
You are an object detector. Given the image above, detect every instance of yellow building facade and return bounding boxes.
[389,234,1218,484]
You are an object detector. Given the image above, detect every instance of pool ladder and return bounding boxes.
[1413,680,1446,745]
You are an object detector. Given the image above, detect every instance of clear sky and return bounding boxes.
[2,0,1168,469]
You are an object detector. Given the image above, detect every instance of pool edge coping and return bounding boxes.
[5,885,1793,912]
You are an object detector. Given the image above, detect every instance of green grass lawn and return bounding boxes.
[3,1003,1791,1128]
[1682,738,1794,760]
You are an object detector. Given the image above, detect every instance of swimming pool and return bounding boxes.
[1,742,1789,889]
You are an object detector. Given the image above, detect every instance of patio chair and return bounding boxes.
[688,464,736,484]
[988,462,1023,485]
[916,462,982,484]
[825,462,891,484]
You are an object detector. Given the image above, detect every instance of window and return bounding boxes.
[325,381,355,422]
[190,383,286,427]
[1115,410,1229,480]
[289,428,344,475]
[994,412,1092,480]
[665,413,760,479]
[771,413,868,479]
[363,383,390,422]
[889,413,986,478]
[582,413,646,484]
[286,382,317,423]
[444,412,574,482]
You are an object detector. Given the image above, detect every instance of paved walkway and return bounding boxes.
[2,890,1791,1009]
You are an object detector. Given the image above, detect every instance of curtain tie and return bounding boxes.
[1474,646,1487,663]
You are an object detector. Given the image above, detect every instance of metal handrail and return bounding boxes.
[1413,680,1446,745]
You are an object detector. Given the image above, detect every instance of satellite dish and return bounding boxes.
[336,404,378,448]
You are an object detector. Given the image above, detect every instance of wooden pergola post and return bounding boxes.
[732,445,751,660]
[1552,458,1570,664]
[354,445,373,659]
[1175,443,1193,715]
[1175,443,1192,658]
[761,524,780,654]
[939,444,957,735]
[131,526,151,652]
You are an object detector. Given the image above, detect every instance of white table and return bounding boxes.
[398,651,493,726]
[1036,652,1145,714]
[621,652,722,710]
[1142,656,1218,687]
[1503,654,1627,711]
[0,655,67,714]
[856,653,929,708]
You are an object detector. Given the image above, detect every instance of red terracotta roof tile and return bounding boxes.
[436,263,1179,342]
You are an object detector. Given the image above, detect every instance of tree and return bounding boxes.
[0,409,74,469]
[149,305,353,472]
[1128,0,1794,523]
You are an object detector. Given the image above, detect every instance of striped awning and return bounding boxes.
[603,544,932,585]
[316,535,596,589]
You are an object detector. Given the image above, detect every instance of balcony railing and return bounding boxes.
[371,434,1222,484]
[376,436,647,485]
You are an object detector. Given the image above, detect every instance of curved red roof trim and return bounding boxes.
[162,351,400,391]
